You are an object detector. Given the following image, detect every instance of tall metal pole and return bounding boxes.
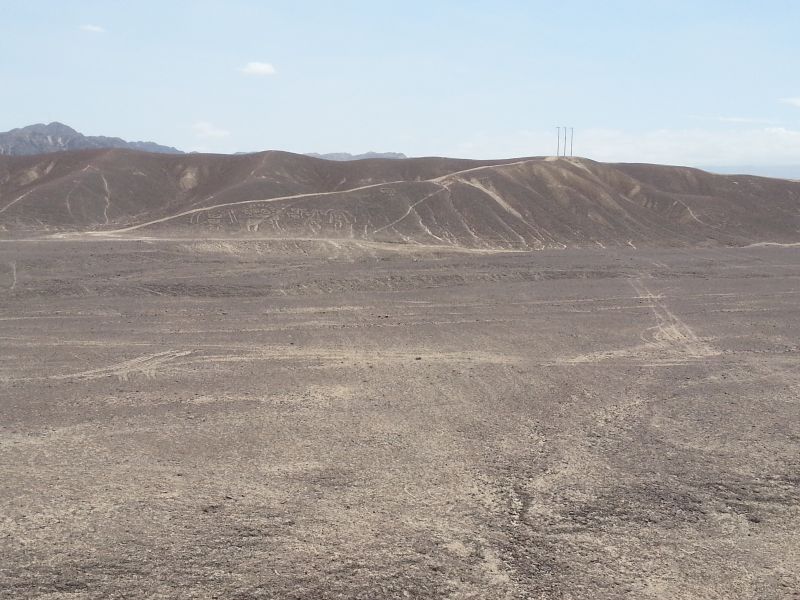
[556,127,561,157]
[570,127,574,157]
[563,126,567,157]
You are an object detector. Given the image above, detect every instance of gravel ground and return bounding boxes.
[1,239,798,599]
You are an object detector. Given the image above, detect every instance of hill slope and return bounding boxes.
[305,152,408,161]
[1,149,798,249]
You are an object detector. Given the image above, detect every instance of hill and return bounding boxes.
[305,152,408,161]
[0,148,798,249]
[701,164,800,180]
[0,122,182,156]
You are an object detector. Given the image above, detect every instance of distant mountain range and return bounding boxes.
[0,123,409,162]
[0,122,182,156]
[2,124,796,180]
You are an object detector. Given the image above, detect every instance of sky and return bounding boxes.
[2,0,800,168]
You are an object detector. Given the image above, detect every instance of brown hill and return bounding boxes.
[1,149,798,249]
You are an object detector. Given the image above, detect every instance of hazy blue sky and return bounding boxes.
[2,0,800,166]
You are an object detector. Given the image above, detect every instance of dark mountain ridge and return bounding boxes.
[0,122,182,156]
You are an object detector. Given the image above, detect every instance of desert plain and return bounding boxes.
[1,237,798,599]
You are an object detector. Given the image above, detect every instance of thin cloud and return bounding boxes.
[451,126,800,166]
[780,97,800,108]
[192,121,230,139]
[80,24,106,33]
[764,126,800,138]
[239,62,277,76]
[689,115,777,125]
[716,116,776,125]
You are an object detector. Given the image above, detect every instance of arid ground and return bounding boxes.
[1,238,798,599]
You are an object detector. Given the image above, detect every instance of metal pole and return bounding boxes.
[570,127,574,157]
[556,127,561,157]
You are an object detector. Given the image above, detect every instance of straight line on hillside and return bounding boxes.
[99,158,542,234]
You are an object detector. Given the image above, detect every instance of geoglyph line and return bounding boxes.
[49,349,193,381]
[456,177,525,221]
[673,198,715,228]
[431,158,538,183]
[629,279,715,356]
[0,189,35,214]
[371,186,447,234]
[94,159,543,234]
[100,174,111,224]
[105,180,412,233]
[556,278,717,365]
[455,177,531,247]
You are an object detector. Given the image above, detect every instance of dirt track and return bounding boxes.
[1,240,799,598]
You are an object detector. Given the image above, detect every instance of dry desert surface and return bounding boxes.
[1,238,799,599]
